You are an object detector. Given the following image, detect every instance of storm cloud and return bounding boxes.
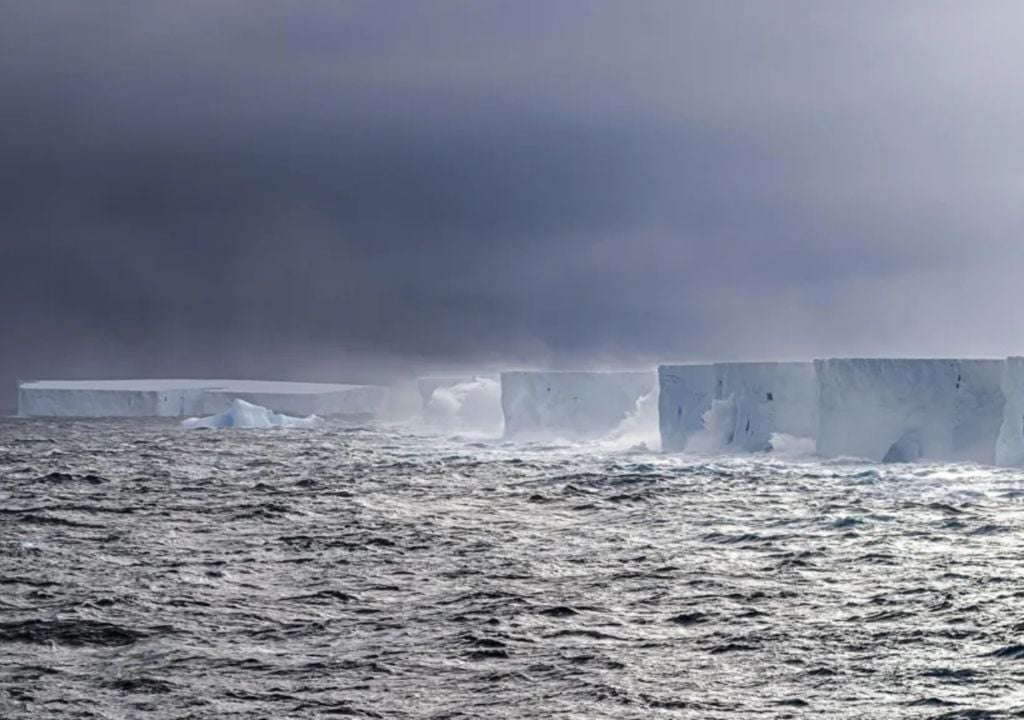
[3,1,1024,411]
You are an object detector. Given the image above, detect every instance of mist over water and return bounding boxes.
[421,377,504,438]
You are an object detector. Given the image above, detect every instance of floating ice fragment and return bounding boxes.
[181,399,321,429]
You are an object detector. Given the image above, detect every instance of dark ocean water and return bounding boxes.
[4,418,1024,718]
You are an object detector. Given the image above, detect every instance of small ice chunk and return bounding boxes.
[182,399,321,429]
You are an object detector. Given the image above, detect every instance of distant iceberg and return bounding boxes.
[182,399,322,429]
[17,379,385,418]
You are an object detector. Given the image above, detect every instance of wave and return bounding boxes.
[596,391,661,452]
[423,377,503,436]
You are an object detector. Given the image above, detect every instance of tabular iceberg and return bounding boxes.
[17,380,208,418]
[17,379,386,418]
[658,364,716,452]
[996,357,1024,467]
[815,358,1005,463]
[196,381,385,417]
[659,362,817,453]
[501,371,656,440]
[182,399,321,429]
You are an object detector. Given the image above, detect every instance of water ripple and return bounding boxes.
[3,417,1024,717]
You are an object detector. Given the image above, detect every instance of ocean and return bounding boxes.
[3,417,1024,718]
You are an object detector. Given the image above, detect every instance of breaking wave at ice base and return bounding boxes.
[684,395,738,454]
[422,377,504,437]
[592,390,662,452]
[678,394,816,459]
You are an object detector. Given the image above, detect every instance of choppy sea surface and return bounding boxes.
[4,418,1024,719]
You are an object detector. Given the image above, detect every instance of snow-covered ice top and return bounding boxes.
[19,379,364,393]
[501,370,656,440]
[182,399,321,429]
[17,379,385,418]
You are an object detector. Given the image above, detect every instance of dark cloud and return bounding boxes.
[3,1,1024,411]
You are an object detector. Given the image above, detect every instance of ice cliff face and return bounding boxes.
[815,359,1005,464]
[996,357,1024,467]
[198,382,385,418]
[18,381,212,417]
[17,380,386,418]
[658,365,716,452]
[659,362,817,453]
[665,359,1013,464]
[501,371,656,440]
[716,362,818,452]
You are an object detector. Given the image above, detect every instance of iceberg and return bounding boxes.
[815,358,1005,463]
[182,399,321,429]
[196,380,384,418]
[17,379,386,418]
[658,362,817,453]
[17,379,207,418]
[657,364,716,452]
[996,357,1024,467]
[501,370,656,440]
[717,362,818,452]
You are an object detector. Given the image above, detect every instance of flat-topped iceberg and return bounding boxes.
[996,357,1024,467]
[182,399,321,429]
[816,358,1005,464]
[658,364,717,452]
[17,379,385,418]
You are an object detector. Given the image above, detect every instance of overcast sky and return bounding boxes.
[2,1,1024,411]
